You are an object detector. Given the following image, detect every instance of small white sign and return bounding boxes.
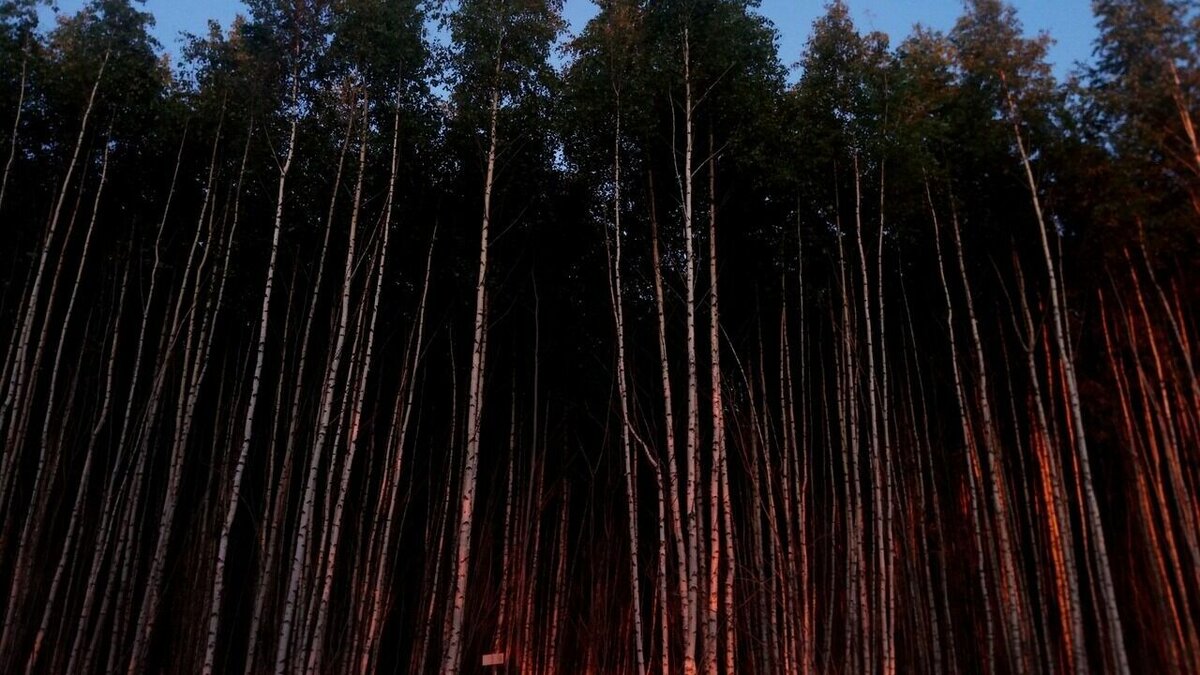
[482,652,505,666]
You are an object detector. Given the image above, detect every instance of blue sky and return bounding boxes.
[38,0,1099,80]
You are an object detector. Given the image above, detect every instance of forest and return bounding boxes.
[0,0,1197,672]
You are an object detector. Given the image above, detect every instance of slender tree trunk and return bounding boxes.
[704,129,734,675]
[357,90,419,674]
[242,92,344,672]
[1004,82,1131,675]
[678,26,702,675]
[606,98,647,675]
[305,101,382,673]
[649,168,688,675]
[22,140,118,673]
[268,73,345,675]
[926,178,996,673]
[444,42,504,672]
[0,126,107,663]
[0,51,107,504]
[947,197,1028,670]
[1013,255,1087,674]
[199,100,272,675]
[0,48,27,214]
[852,157,885,675]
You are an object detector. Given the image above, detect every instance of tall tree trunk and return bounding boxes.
[852,157,884,675]
[606,97,647,675]
[926,178,997,673]
[0,51,107,504]
[679,26,702,675]
[1013,254,1087,674]
[649,168,688,675]
[947,197,1028,670]
[305,99,381,673]
[705,129,734,675]
[443,41,504,673]
[1004,81,1131,675]
[0,48,27,214]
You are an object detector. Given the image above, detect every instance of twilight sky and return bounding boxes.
[38,0,1100,80]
